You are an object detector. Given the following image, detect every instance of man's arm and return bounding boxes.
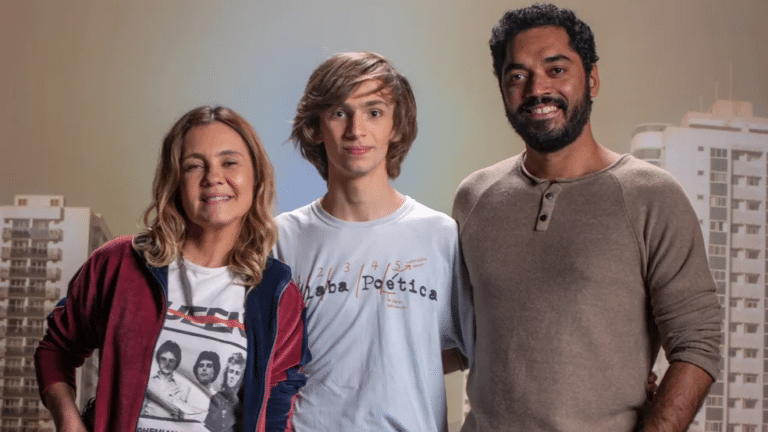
[642,361,713,432]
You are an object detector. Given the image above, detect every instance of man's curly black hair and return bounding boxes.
[489,3,599,87]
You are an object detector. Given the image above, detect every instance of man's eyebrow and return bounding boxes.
[503,54,575,76]
[544,54,573,64]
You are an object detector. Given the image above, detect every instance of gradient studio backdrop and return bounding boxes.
[1,0,766,427]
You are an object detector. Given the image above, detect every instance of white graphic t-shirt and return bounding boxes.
[274,197,473,432]
[136,259,247,432]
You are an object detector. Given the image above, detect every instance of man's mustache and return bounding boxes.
[518,95,568,113]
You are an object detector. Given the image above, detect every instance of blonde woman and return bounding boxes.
[35,106,310,432]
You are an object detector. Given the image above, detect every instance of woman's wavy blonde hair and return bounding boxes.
[133,106,277,286]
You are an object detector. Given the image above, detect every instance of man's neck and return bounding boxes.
[322,171,404,222]
[522,124,618,180]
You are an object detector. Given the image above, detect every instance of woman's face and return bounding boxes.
[226,363,245,389]
[179,121,255,236]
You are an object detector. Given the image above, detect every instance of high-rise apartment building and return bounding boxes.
[632,100,768,432]
[0,195,112,432]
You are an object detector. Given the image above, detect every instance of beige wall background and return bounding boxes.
[1,0,765,427]
[2,0,765,236]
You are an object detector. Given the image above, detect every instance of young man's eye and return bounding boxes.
[370,110,382,118]
[331,110,346,118]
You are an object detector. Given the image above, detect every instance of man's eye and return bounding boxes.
[332,110,346,118]
[552,67,565,75]
[508,73,525,85]
[370,110,382,118]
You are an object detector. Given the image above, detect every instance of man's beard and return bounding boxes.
[506,85,592,154]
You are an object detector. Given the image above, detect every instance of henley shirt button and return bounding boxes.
[539,214,548,221]
[545,192,554,200]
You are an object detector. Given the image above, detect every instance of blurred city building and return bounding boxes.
[632,100,768,432]
[0,195,112,432]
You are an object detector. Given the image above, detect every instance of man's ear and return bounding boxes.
[588,64,599,98]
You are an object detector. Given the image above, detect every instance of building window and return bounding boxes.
[745,375,758,384]
[699,146,705,152]
[745,299,759,308]
[746,249,760,259]
[711,172,728,182]
[747,200,761,211]
[745,348,758,358]
[746,274,759,284]
[747,225,761,234]
[729,323,739,332]
[17,198,27,206]
[50,198,60,206]
[727,398,737,408]
[729,350,739,359]
[707,396,723,405]
[711,148,727,157]
[710,196,727,207]
[732,175,744,185]
[709,245,726,255]
[745,323,759,333]
[747,176,761,186]
[710,221,726,232]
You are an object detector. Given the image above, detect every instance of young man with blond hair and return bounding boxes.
[274,52,472,431]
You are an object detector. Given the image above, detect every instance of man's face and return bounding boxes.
[500,25,598,154]
[316,79,397,182]
[157,351,178,376]
[226,363,244,389]
[195,359,215,385]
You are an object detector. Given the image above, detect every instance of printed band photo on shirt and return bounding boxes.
[136,301,247,432]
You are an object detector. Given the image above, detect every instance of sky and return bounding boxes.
[1,0,766,236]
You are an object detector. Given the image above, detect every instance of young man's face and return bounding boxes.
[316,79,397,182]
[500,25,598,154]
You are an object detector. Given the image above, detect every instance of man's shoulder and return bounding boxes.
[609,155,687,197]
[275,201,316,228]
[401,198,458,234]
[453,155,522,223]
[457,155,521,195]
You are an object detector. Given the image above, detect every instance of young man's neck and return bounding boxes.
[321,170,405,222]
[522,124,618,180]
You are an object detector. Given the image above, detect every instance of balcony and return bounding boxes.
[1,267,61,282]
[6,327,44,337]
[2,228,62,242]
[1,247,62,261]
[3,365,37,377]
[4,345,37,357]
[0,405,45,418]
[8,286,47,298]
[7,306,45,318]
